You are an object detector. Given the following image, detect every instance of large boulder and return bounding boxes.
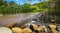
[0,27,12,33]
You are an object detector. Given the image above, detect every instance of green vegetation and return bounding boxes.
[48,0,60,16]
[0,0,48,15]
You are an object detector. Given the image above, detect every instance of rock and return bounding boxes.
[57,25,60,31]
[38,25,47,33]
[49,24,56,29]
[22,28,32,33]
[12,27,22,33]
[52,29,59,33]
[30,24,38,31]
[0,27,12,33]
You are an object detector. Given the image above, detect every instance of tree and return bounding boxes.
[0,0,4,6]
[48,0,60,16]
[54,0,60,16]
[22,3,33,13]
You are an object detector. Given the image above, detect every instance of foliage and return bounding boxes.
[0,0,48,15]
[48,0,60,16]
[21,3,33,13]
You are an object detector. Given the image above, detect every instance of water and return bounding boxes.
[0,13,34,27]
[0,12,45,27]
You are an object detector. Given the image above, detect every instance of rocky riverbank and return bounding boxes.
[0,23,60,33]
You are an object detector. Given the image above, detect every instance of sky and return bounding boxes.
[5,0,46,5]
